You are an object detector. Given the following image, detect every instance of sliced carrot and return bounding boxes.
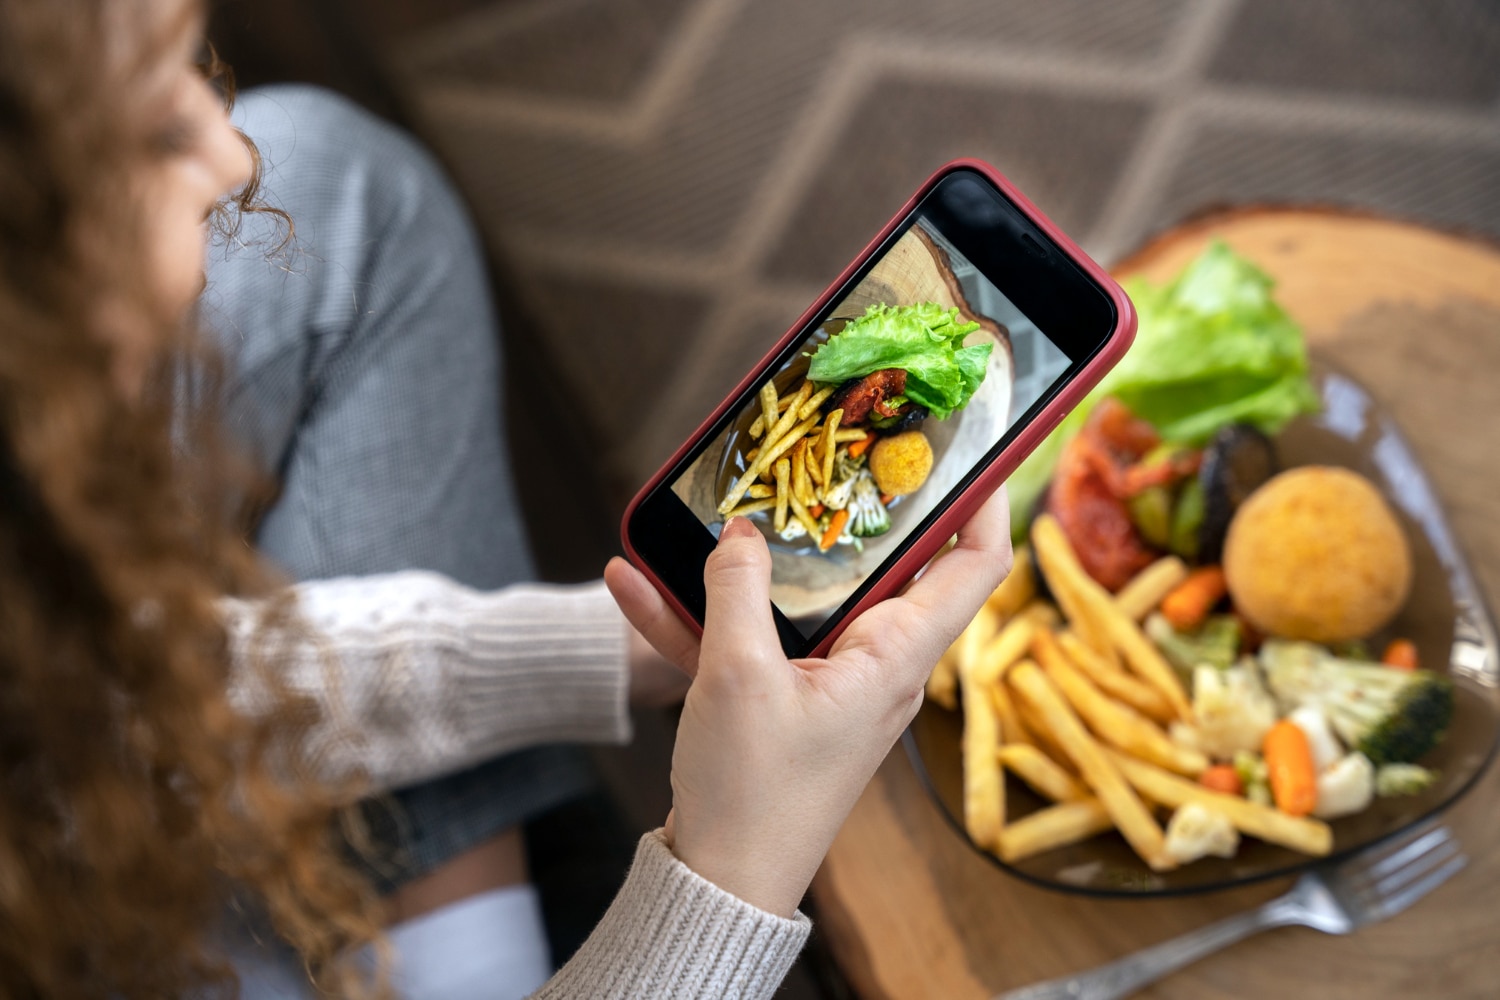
[808,504,825,519]
[1382,638,1419,672]
[847,432,876,459]
[1263,720,1317,817]
[879,494,895,507]
[1160,565,1228,632]
[1198,764,1243,796]
[819,508,849,551]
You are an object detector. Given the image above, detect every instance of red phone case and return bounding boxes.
[621,158,1136,657]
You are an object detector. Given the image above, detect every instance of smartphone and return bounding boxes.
[622,159,1134,658]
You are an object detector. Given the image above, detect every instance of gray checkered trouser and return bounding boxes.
[202,85,593,889]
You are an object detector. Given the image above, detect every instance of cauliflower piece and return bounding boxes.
[1168,721,1202,753]
[1164,803,1240,864]
[1192,663,1277,760]
[1313,752,1375,819]
[1287,704,1343,773]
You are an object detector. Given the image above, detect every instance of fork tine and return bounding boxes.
[1353,822,1448,882]
[1366,852,1467,923]
[1369,836,1462,899]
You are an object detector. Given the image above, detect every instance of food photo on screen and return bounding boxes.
[671,217,1072,637]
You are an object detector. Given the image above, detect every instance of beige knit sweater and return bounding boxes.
[224,571,810,998]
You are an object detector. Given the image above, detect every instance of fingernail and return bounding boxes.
[720,516,756,542]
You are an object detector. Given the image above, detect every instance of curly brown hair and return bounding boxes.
[0,0,386,996]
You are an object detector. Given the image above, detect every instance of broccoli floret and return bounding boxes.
[1146,613,1241,674]
[1261,640,1454,766]
[1375,763,1439,797]
[1233,750,1271,806]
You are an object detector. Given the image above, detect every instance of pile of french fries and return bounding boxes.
[929,512,1334,872]
[717,375,869,547]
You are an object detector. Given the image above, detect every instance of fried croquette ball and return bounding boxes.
[1223,466,1411,644]
[868,431,933,496]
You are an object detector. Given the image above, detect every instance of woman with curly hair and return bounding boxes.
[0,0,1013,997]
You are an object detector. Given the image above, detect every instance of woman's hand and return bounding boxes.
[604,487,1012,917]
[625,625,692,707]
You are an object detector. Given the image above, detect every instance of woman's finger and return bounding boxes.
[699,517,782,678]
[604,557,702,676]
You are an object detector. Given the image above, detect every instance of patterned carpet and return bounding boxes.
[216,0,1500,514]
[343,0,1500,507]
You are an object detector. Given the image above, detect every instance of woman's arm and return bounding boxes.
[222,572,632,792]
[532,830,810,999]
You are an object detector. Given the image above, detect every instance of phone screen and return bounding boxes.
[627,166,1117,656]
[663,209,1073,640]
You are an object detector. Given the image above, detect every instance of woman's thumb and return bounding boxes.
[700,517,781,667]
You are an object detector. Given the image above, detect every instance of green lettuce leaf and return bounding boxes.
[807,303,991,420]
[1008,242,1321,538]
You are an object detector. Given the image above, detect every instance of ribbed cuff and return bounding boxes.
[534,830,810,999]
[457,580,632,752]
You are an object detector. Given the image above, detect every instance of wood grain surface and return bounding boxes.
[811,209,1500,1000]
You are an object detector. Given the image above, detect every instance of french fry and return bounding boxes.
[804,436,823,488]
[1032,515,1121,671]
[792,440,816,509]
[926,651,959,710]
[990,681,1032,749]
[759,382,813,451]
[720,408,820,515]
[756,382,778,439]
[1020,601,1062,627]
[786,491,821,538]
[791,440,810,505]
[996,798,1113,863]
[972,613,1041,687]
[749,389,798,437]
[746,483,775,500]
[830,428,869,443]
[724,498,777,518]
[984,546,1037,620]
[1008,664,1077,772]
[1058,632,1175,724]
[952,604,1001,682]
[1009,661,1175,871]
[1106,750,1333,857]
[1116,556,1190,621]
[960,663,1004,850]
[796,384,834,420]
[1034,514,1193,721]
[821,408,843,487]
[773,458,790,532]
[997,744,1089,802]
[1034,629,1206,776]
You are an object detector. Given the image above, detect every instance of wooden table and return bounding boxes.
[810,210,1500,1000]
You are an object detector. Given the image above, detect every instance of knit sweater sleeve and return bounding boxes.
[223,571,632,793]
[533,830,811,999]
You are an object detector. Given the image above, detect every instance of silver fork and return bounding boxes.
[998,822,1466,1000]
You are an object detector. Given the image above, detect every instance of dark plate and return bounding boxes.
[903,360,1500,897]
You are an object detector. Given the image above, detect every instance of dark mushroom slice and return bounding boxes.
[870,403,929,435]
[1196,424,1279,564]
